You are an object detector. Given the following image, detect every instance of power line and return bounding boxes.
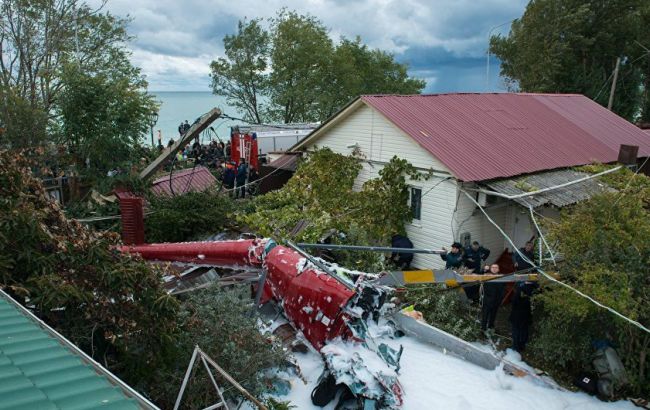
[461,189,650,335]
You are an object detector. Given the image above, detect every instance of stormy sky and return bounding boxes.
[91,0,528,92]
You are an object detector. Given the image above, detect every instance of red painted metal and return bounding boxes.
[120,239,266,267]
[361,94,650,182]
[115,191,145,245]
[263,245,355,350]
[150,166,217,197]
[230,130,259,170]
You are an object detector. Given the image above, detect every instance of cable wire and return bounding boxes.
[461,189,650,334]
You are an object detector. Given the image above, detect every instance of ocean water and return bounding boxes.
[147,91,240,146]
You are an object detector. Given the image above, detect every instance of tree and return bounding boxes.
[210,19,269,124]
[0,0,136,146]
[239,148,431,270]
[56,60,157,173]
[210,10,426,124]
[0,149,179,383]
[490,0,650,121]
[267,10,334,123]
[529,166,650,397]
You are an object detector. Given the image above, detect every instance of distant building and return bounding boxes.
[292,93,650,270]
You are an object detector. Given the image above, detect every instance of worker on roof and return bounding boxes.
[463,241,491,302]
[481,263,506,335]
[440,242,463,269]
[513,241,536,272]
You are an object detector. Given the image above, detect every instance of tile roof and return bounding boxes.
[151,165,217,196]
[0,290,156,410]
[360,94,650,181]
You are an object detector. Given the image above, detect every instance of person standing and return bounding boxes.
[235,158,248,199]
[440,242,464,269]
[390,234,414,270]
[183,120,191,134]
[463,241,491,302]
[513,241,536,271]
[509,281,537,352]
[481,263,506,334]
[223,161,236,190]
[178,122,184,136]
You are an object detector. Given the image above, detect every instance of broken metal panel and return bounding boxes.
[375,269,541,287]
[482,168,615,208]
[120,239,267,267]
[263,245,356,350]
[139,108,222,180]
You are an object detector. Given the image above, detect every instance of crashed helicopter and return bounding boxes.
[121,236,552,409]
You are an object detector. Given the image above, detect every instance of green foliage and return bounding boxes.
[0,150,179,382]
[210,10,425,124]
[490,0,650,121]
[143,285,288,409]
[265,398,297,410]
[56,62,158,174]
[529,171,650,397]
[210,18,270,123]
[145,190,237,243]
[240,148,430,270]
[403,286,482,341]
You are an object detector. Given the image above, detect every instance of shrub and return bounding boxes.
[0,149,179,382]
[143,285,288,409]
[403,286,482,341]
[145,190,236,243]
[528,167,650,397]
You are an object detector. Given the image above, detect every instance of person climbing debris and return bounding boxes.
[509,281,537,352]
[391,234,414,270]
[513,241,536,271]
[463,241,491,302]
[440,242,464,269]
[481,263,505,334]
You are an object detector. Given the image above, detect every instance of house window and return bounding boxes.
[410,187,422,220]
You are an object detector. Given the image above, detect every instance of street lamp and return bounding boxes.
[486,19,516,91]
[147,111,159,147]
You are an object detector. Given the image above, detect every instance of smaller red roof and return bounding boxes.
[151,166,216,197]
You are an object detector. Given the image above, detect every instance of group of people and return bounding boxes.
[438,240,538,352]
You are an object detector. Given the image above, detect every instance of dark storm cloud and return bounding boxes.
[91,0,528,91]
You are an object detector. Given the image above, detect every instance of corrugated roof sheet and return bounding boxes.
[483,168,615,208]
[151,165,216,197]
[0,291,155,409]
[267,154,300,171]
[361,94,650,181]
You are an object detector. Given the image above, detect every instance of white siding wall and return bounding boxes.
[311,104,450,172]
[304,103,457,269]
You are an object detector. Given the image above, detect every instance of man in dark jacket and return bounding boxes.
[223,162,236,190]
[463,241,491,302]
[509,281,538,352]
[513,241,536,271]
[481,263,506,333]
[390,234,414,270]
[440,242,463,269]
[235,158,248,198]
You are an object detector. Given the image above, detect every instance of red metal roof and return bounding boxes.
[361,94,650,181]
[151,166,217,196]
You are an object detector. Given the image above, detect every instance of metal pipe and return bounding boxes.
[285,240,354,289]
[296,243,446,254]
[469,165,622,200]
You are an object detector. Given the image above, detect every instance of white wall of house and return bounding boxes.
[303,103,457,269]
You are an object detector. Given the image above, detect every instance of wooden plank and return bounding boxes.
[139,108,222,180]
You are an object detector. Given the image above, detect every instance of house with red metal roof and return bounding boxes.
[292,93,650,269]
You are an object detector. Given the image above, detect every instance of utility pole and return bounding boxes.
[607,57,621,111]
